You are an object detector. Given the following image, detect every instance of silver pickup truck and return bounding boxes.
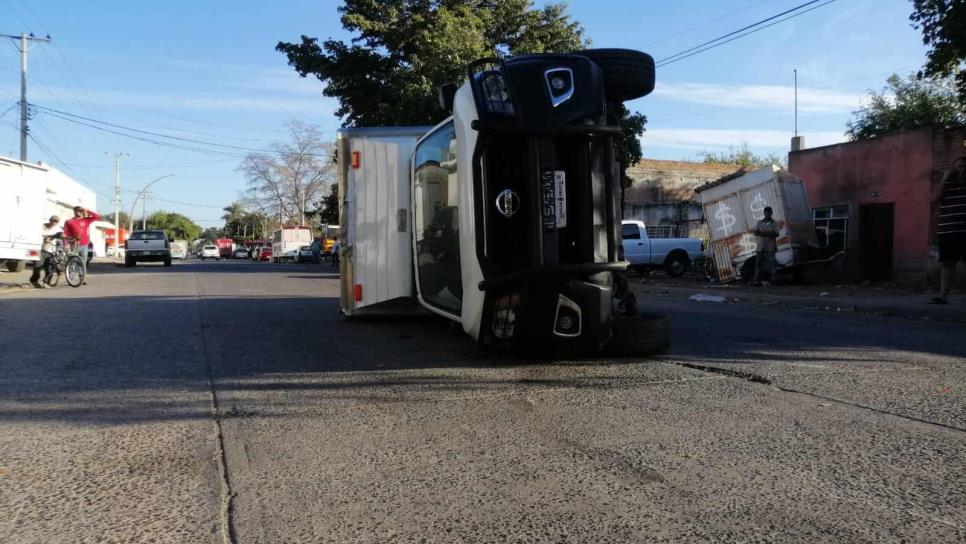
[621,220,703,276]
[124,230,172,268]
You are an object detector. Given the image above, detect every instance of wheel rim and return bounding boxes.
[66,259,84,286]
[670,259,685,275]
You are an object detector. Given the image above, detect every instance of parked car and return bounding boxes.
[125,230,172,268]
[257,247,272,262]
[296,245,314,263]
[621,220,703,277]
[200,245,220,260]
[233,248,250,259]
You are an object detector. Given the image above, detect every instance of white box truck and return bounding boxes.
[0,157,47,272]
[340,49,668,355]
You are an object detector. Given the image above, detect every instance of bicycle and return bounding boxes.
[45,235,86,288]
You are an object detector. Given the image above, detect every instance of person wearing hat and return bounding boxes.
[30,215,61,288]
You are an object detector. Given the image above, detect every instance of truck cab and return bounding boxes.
[342,49,658,354]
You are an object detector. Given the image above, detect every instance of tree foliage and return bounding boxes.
[308,182,340,227]
[144,211,202,242]
[845,73,965,141]
[277,1,647,185]
[698,142,785,169]
[102,211,131,226]
[910,0,966,104]
[238,121,336,226]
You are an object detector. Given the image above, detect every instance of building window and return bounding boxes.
[813,206,848,253]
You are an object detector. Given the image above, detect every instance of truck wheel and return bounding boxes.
[605,312,670,357]
[164,258,172,267]
[6,260,26,272]
[574,48,655,101]
[664,253,689,277]
[125,257,135,268]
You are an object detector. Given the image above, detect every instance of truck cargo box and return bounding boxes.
[696,166,817,282]
[338,127,431,316]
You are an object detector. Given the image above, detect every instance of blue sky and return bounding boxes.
[0,0,927,225]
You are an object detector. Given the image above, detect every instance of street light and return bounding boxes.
[128,174,175,234]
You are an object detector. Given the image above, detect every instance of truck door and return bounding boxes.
[412,122,463,319]
[621,223,646,263]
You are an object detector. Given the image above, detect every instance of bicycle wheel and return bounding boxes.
[65,256,85,287]
[47,271,61,287]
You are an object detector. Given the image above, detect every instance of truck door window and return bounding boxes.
[413,122,462,315]
[621,224,640,240]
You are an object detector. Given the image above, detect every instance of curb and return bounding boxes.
[634,284,966,324]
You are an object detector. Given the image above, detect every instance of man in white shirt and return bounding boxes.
[753,206,779,285]
[30,215,61,288]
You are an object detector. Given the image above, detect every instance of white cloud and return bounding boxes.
[652,82,864,113]
[644,128,846,151]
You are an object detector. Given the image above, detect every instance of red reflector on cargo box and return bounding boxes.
[351,151,361,169]
[354,284,363,302]
[28,250,39,257]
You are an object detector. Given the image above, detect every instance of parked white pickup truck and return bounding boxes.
[621,220,703,276]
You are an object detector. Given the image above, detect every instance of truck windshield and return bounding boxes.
[413,122,462,315]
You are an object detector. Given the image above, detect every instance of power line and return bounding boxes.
[656,0,836,67]
[643,0,777,48]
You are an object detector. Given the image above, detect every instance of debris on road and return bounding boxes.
[690,293,728,303]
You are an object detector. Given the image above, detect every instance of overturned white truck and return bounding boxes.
[338,50,666,354]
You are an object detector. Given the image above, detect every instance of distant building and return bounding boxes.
[623,159,742,238]
[789,127,966,285]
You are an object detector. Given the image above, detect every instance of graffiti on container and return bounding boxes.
[750,192,767,220]
[713,203,737,236]
[738,233,757,255]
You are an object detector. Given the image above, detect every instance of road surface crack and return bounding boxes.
[195,280,238,544]
[672,362,964,433]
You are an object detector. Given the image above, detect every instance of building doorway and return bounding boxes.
[859,203,894,282]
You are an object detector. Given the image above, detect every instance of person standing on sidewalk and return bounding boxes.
[753,206,779,286]
[931,156,966,304]
[310,236,321,265]
[29,215,61,288]
[62,206,100,281]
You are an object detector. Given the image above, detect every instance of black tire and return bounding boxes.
[605,312,670,357]
[65,256,85,287]
[664,253,689,277]
[6,260,26,272]
[163,258,172,267]
[47,272,60,287]
[574,48,655,101]
[125,257,135,268]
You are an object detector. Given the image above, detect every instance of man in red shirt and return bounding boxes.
[62,205,100,280]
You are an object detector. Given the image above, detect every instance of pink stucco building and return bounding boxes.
[788,128,965,285]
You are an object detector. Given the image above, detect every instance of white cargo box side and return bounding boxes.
[0,157,46,266]
[339,127,430,316]
[697,166,817,281]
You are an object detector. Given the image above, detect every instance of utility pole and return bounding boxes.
[1,32,51,162]
[107,152,127,258]
[142,190,151,229]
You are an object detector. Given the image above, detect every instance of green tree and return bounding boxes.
[145,211,202,242]
[698,142,785,168]
[309,182,340,226]
[102,211,131,226]
[845,73,965,141]
[277,0,647,185]
[200,227,224,242]
[910,0,966,103]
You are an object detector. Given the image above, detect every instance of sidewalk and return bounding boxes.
[632,276,966,324]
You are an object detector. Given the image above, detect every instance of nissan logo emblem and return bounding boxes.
[495,189,520,218]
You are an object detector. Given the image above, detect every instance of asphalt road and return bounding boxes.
[1,259,963,543]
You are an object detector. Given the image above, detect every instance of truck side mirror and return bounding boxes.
[438,84,457,112]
